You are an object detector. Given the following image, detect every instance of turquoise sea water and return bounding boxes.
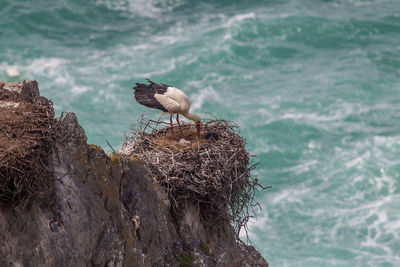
[1,0,400,265]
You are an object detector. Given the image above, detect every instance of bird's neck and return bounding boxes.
[182,112,200,123]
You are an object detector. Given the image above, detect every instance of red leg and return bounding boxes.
[176,114,187,140]
[170,113,174,141]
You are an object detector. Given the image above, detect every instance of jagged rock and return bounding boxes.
[1,80,39,98]
[0,81,268,266]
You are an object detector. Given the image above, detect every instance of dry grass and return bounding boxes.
[0,89,57,207]
[123,117,269,239]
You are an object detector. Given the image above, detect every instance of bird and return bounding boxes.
[133,79,201,141]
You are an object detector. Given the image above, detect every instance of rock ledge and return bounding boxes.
[0,81,268,267]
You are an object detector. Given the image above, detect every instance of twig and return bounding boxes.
[106,140,116,153]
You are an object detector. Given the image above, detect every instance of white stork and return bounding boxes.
[133,79,201,141]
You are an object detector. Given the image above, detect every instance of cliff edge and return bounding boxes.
[0,81,268,267]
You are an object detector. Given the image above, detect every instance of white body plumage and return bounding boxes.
[133,81,201,141]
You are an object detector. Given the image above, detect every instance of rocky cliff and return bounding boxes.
[0,81,267,267]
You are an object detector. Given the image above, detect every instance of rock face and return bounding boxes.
[0,81,268,267]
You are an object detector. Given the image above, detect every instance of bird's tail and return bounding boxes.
[133,79,155,94]
[133,83,154,105]
[133,82,167,112]
[146,79,155,84]
[133,83,153,93]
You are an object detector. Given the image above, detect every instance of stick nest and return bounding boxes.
[123,118,265,239]
[0,89,57,207]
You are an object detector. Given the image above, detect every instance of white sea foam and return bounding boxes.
[221,12,256,40]
[252,140,284,154]
[71,85,91,94]
[373,135,400,150]
[115,40,195,78]
[12,57,68,80]
[282,160,318,176]
[358,201,399,259]
[263,104,350,127]
[240,211,270,240]
[247,119,400,262]
[95,0,178,18]
[224,12,256,28]
[1,57,94,100]
[325,193,400,262]
[307,140,321,150]
[280,103,355,123]
[190,86,221,111]
[272,187,310,205]
[241,185,312,243]
[345,151,371,168]
[135,61,178,78]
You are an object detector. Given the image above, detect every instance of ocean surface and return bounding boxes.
[1,0,400,265]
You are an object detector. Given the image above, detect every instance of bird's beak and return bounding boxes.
[196,122,201,140]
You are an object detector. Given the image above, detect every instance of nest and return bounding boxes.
[0,89,57,207]
[125,118,267,238]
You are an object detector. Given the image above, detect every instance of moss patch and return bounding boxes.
[201,243,211,256]
[176,251,194,267]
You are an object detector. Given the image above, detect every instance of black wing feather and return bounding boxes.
[133,80,169,112]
